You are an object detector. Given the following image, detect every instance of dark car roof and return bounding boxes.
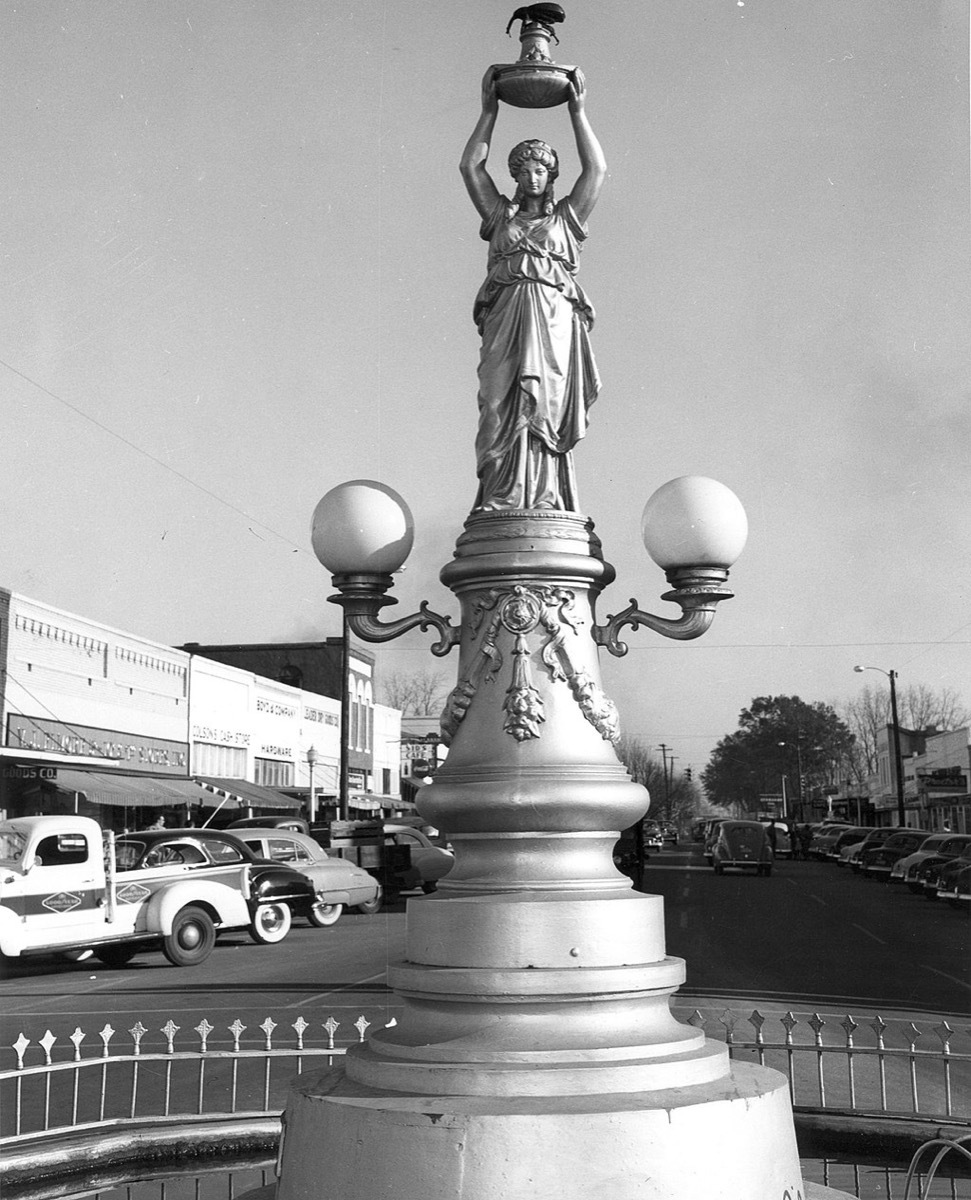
[720,820,766,830]
[121,828,261,861]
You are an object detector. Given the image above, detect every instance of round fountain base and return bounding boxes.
[277,1060,814,1200]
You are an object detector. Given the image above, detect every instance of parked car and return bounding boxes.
[858,830,931,879]
[711,820,774,876]
[703,821,726,863]
[383,824,454,892]
[820,826,869,861]
[909,836,971,899]
[808,824,853,859]
[890,833,971,891]
[229,827,382,919]
[228,816,310,834]
[0,815,282,969]
[116,828,319,947]
[659,823,678,846]
[935,856,971,907]
[839,827,909,872]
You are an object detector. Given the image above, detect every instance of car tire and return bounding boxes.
[95,943,139,968]
[163,905,216,967]
[308,901,343,928]
[356,896,383,916]
[421,881,438,894]
[250,902,292,944]
[713,862,724,875]
[761,866,772,877]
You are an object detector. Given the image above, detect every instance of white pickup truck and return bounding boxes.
[0,814,274,967]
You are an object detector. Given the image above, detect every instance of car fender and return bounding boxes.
[146,879,250,934]
[0,903,26,956]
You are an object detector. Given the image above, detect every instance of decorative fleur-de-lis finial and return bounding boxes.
[39,1029,57,1065]
[70,1027,85,1061]
[13,1033,31,1070]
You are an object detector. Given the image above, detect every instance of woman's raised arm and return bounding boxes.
[460,70,503,222]
[565,70,606,224]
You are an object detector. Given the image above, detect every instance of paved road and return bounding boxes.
[2,847,967,1060]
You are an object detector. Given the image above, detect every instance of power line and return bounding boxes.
[1,357,306,554]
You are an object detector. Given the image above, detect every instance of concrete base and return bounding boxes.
[276,1060,807,1200]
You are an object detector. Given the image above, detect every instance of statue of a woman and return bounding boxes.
[460,69,607,513]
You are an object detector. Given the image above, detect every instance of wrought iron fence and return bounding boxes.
[2,1005,969,1199]
[3,1006,969,1143]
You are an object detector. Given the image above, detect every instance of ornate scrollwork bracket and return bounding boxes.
[327,573,460,657]
[593,566,735,657]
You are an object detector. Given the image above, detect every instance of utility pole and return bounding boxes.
[656,744,672,818]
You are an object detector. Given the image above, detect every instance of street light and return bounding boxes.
[854,665,906,826]
[305,745,317,825]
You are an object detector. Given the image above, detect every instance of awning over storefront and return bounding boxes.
[49,771,206,808]
[194,777,301,811]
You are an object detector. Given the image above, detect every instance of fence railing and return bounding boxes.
[3,1004,969,1146]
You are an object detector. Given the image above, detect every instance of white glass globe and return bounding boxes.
[311,480,415,574]
[641,476,748,569]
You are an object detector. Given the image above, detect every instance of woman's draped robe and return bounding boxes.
[473,196,600,512]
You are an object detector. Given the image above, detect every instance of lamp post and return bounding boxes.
[277,13,818,1200]
[305,745,317,825]
[854,665,906,826]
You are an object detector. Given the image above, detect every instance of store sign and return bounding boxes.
[6,716,189,775]
[2,765,57,780]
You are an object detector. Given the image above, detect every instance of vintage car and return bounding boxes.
[229,827,382,919]
[935,855,971,907]
[116,828,319,947]
[0,816,311,968]
[858,830,931,879]
[820,826,868,861]
[890,833,971,891]
[838,826,909,872]
[808,824,853,859]
[642,821,665,852]
[907,835,971,899]
[383,824,454,892]
[762,821,793,858]
[711,820,774,876]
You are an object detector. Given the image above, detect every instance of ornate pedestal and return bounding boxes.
[275,513,814,1199]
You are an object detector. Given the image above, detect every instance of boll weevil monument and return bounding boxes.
[274,7,848,1198]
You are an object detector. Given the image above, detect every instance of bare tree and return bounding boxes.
[378,669,446,716]
[838,681,969,782]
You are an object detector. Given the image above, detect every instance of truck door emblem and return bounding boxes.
[116,883,151,905]
[42,892,82,913]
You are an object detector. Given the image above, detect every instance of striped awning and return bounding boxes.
[194,777,301,811]
[50,771,206,809]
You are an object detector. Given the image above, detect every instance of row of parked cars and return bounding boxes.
[0,813,454,969]
[808,821,971,906]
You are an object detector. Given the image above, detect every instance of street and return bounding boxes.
[1,844,967,1060]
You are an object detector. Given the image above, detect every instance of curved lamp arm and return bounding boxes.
[593,567,735,657]
[328,573,460,657]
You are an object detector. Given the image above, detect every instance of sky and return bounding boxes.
[3,1,969,779]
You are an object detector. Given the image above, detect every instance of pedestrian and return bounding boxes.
[797,823,813,860]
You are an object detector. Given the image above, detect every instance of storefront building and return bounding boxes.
[1,590,402,829]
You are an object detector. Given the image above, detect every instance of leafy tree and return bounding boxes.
[701,696,855,814]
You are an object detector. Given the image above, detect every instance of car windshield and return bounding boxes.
[0,829,27,864]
